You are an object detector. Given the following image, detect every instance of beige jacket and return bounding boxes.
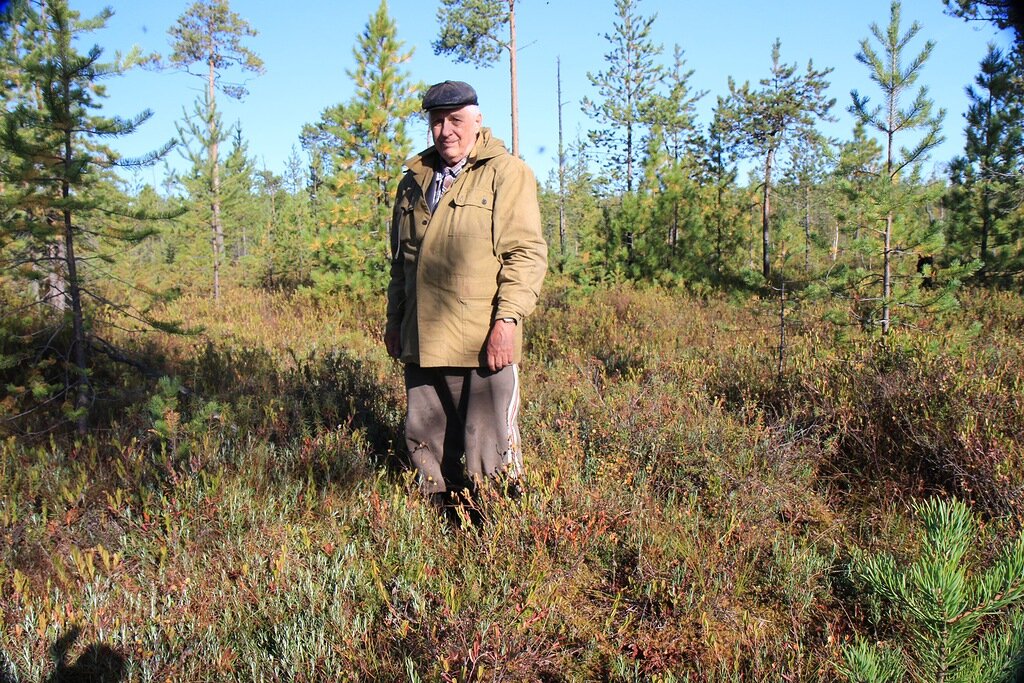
[386,128,547,368]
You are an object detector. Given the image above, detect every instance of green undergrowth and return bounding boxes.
[2,283,1023,681]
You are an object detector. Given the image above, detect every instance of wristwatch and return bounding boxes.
[499,317,518,325]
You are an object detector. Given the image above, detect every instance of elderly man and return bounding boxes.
[384,80,547,508]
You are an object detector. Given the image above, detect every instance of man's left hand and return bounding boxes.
[485,319,516,372]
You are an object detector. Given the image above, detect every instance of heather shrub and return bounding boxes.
[3,283,1023,680]
[708,318,1024,518]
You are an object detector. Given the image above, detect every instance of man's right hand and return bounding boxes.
[384,328,402,359]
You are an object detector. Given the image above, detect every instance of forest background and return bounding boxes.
[2,0,1024,680]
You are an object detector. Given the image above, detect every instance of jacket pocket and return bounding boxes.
[397,204,420,246]
[450,192,493,240]
[456,275,497,356]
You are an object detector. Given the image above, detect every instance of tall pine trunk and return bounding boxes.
[882,121,894,335]
[61,79,88,434]
[62,205,88,435]
[508,0,519,157]
[556,57,566,261]
[804,184,811,272]
[42,235,67,311]
[761,147,776,281]
[208,56,223,301]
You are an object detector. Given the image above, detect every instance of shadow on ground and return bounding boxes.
[47,627,125,683]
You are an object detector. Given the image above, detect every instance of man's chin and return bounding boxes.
[439,148,464,164]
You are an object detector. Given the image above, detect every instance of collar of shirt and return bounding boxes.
[437,157,467,182]
[429,158,467,211]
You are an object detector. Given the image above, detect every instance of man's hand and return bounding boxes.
[384,328,402,359]
[485,319,516,372]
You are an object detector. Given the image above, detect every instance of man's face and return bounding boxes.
[429,106,482,166]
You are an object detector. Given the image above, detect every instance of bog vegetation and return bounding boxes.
[2,0,1023,680]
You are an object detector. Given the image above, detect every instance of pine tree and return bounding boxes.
[0,0,175,433]
[167,0,263,301]
[946,44,1023,281]
[545,137,606,283]
[833,122,884,268]
[849,0,948,335]
[170,88,225,291]
[842,497,1024,683]
[780,132,834,274]
[301,0,421,297]
[644,45,705,168]
[221,123,259,263]
[433,0,521,156]
[641,45,706,264]
[721,38,834,283]
[942,0,1024,46]
[702,101,744,282]
[248,163,314,291]
[581,0,663,195]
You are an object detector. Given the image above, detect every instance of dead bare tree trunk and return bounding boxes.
[831,219,839,262]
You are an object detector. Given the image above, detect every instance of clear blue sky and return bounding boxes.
[69,0,1013,188]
